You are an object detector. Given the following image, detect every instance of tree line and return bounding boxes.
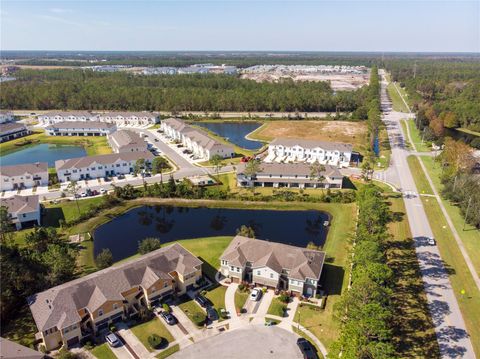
[1,69,364,113]
[330,185,396,358]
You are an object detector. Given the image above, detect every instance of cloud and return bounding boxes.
[49,8,72,14]
[37,14,84,27]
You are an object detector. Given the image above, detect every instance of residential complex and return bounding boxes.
[38,111,93,125]
[38,111,159,127]
[0,337,44,359]
[0,194,41,230]
[236,162,344,189]
[45,121,117,137]
[0,110,15,123]
[266,138,353,167]
[55,151,154,182]
[0,162,49,191]
[161,118,235,160]
[108,129,148,153]
[28,243,203,351]
[220,235,325,297]
[0,122,30,143]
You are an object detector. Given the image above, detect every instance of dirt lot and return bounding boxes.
[249,120,368,151]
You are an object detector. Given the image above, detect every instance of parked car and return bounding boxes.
[194,294,211,308]
[100,188,106,194]
[296,338,318,359]
[206,306,218,321]
[250,288,262,301]
[91,190,99,196]
[427,237,436,246]
[105,332,121,347]
[160,311,177,325]
[117,174,125,179]
[154,138,159,142]
[79,192,87,198]
[144,172,152,178]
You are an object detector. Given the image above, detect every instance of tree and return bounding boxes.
[236,225,256,238]
[0,206,13,244]
[95,248,113,269]
[151,156,169,182]
[134,158,146,176]
[138,237,161,254]
[309,161,326,186]
[24,227,61,253]
[42,244,76,285]
[243,160,261,194]
[210,154,223,175]
[66,181,81,217]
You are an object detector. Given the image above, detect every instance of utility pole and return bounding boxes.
[463,197,472,231]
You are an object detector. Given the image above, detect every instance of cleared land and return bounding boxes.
[249,120,368,152]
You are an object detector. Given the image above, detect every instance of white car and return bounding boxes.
[105,332,120,347]
[100,188,106,194]
[427,237,436,246]
[250,288,262,301]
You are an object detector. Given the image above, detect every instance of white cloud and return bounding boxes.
[49,8,72,14]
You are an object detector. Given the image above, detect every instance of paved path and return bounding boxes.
[380,70,475,359]
[117,323,150,359]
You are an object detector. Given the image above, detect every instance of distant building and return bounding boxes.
[161,118,234,160]
[0,162,49,191]
[108,130,148,153]
[236,162,344,189]
[45,121,117,137]
[0,110,15,123]
[267,138,353,168]
[38,111,95,125]
[0,337,44,359]
[0,195,41,230]
[55,151,154,182]
[0,122,31,142]
[97,112,160,127]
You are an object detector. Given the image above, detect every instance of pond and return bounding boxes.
[93,205,330,261]
[195,122,264,150]
[1,143,87,167]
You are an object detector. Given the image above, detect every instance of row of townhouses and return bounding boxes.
[0,194,41,230]
[38,111,160,127]
[107,130,148,153]
[0,162,49,191]
[28,243,203,351]
[236,162,344,189]
[0,110,15,123]
[161,118,234,160]
[0,122,31,143]
[45,121,117,137]
[266,138,353,168]
[55,151,154,182]
[28,236,325,351]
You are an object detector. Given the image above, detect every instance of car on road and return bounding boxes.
[206,306,218,321]
[160,311,177,325]
[296,338,318,359]
[105,332,121,347]
[250,288,262,301]
[194,294,211,308]
[427,237,436,246]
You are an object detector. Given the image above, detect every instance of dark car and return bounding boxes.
[194,294,210,308]
[206,306,218,321]
[296,338,318,359]
[160,311,177,325]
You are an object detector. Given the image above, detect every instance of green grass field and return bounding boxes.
[404,120,432,152]
[387,83,409,112]
[178,298,206,327]
[407,156,434,195]
[204,285,227,318]
[234,288,249,313]
[267,297,287,317]
[130,317,175,352]
[155,344,180,359]
[91,343,117,359]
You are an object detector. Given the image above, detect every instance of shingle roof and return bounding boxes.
[0,162,48,177]
[98,112,158,119]
[221,236,325,281]
[45,121,116,130]
[237,162,342,178]
[55,151,154,171]
[270,138,353,152]
[39,111,93,118]
[109,130,144,148]
[0,195,39,215]
[0,122,27,133]
[0,337,44,359]
[28,243,203,332]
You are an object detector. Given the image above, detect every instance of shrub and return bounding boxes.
[109,324,116,332]
[219,308,228,319]
[138,237,161,254]
[95,249,113,269]
[278,293,290,303]
[147,334,165,349]
[238,283,245,291]
[162,303,171,313]
[192,312,206,327]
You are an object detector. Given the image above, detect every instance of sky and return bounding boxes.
[1,1,479,52]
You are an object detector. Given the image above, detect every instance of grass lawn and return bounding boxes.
[407,156,434,195]
[130,317,175,352]
[234,288,249,312]
[43,196,107,227]
[91,343,117,359]
[204,285,227,315]
[400,121,412,150]
[155,344,180,359]
[387,82,409,112]
[376,122,392,169]
[267,297,287,317]
[404,119,431,152]
[178,298,206,327]
[248,120,368,153]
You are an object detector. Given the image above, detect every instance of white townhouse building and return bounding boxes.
[96,112,160,127]
[55,151,155,182]
[108,130,148,153]
[236,162,344,189]
[0,122,31,142]
[161,118,235,160]
[38,111,95,125]
[45,121,117,137]
[0,162,49,191]
[0,195,41,230]
[267,138,353,168]
[0,110,15,123]
[220,235,326,297]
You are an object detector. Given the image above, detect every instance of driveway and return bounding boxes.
[249,289,274,325]
[155,311,192,349]
[169,325,304,359]
[116,323,150,359]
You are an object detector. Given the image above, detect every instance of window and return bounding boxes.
[113,303,118,310]
[164,282,169,288]
[98,309,103,317]
[230,266,234,271]
[73,170,77,173]
[270,273,274,279]
[236,267,240,272]
[257,270,261,275]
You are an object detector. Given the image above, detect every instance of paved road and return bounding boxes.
[380,70,475,359]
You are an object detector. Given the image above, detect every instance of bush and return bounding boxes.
[278,293,290,303]
[109,323,116,332]
[138,237,161,255]
[238,283,245,291]
[95,248,113,269]
[192,312,206,327]
[219,308,228,319]
[147,334,165,349]
[162,303,171,313]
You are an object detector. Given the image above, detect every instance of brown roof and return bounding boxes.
[237,162,342,178]
[39,111,93,118]
[45,121,116,130]
[221,235,325,281]
[28,243,203,332]
[0,162,48,177]
[109,130,145,148]
[0,338,44,359]
[270,138,353,152]
[0,195,39,215]
[0,122,27,133]
[55,151,154,171]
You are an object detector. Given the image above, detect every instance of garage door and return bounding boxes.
[96,322,109,332]
[67,336,79,347]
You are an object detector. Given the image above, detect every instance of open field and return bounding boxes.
[248,120,368,152]
[0,130,112,157]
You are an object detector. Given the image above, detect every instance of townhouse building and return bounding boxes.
[28,243,203,351]
[0,162,49,191]
[108,130,148,153]
[220,236,325,297]
[45,121,117,137]
[0,110,15,123]
[0,122,30,142]
[267,138,353,167]
[96,112,159,127]
[38,111,94,125]
[236,162,344,189]
[0,337,45,359]
[161,118,235,160]
[55,151,154,182]
[0,195,41,230]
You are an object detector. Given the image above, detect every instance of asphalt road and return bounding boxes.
[379,70,475,359]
